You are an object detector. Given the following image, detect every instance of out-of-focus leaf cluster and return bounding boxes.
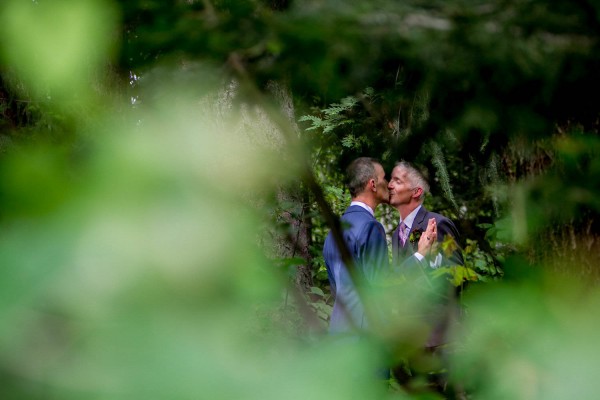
[450,266,600,400]
[2,0,600,398]
[0,2,391,399]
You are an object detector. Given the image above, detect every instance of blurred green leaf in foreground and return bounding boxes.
[0,1,398,398]
[2,1,600,399]
[0,59,391,400]
[449,258,600,400]
[0,1,389,398]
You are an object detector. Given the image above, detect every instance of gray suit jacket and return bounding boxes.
[391,206,463,347]
[391,206,463,268]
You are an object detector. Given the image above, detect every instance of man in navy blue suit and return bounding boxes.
[323,157,437,334]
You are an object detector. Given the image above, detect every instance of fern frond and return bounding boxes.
[300,91,363,136]
[341,134,356,148]
[323,119,350,134]
[298,115,324,131]
[323,105,346,116]
[322,96,358,116]
[340,96,358,108]
[298,115,320,123]
[430,141,459,210]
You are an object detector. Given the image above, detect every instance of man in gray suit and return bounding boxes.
[389,160,463,270]
[387,160,464,395]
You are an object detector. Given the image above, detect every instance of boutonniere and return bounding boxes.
[409,229,423,247]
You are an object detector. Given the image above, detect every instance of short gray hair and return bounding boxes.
[395,160,429,201]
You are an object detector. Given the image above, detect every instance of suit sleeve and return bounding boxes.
[322,236,337,294]
[357,221,389,284]
[436,218,464,266]
[324,261,336,295]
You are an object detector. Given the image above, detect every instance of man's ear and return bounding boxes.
[413,187,423,198]
[370,179,377,191]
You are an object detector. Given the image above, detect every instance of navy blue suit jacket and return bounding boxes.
[323,205,388,334]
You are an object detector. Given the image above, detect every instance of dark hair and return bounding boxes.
[346,157,380,197]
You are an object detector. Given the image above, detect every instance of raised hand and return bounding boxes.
[417,218,437,256]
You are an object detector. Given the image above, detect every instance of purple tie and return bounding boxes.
[399,222,409,246]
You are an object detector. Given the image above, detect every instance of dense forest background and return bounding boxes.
[1,0,600,398]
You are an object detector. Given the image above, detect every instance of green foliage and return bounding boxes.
[428,140,458,211]
[308,286,333,324]
[429,237,503,288]
[274,256,309,277]
[0,0,117,106]
[3,0,600,398]
[0,77,396,400]
[299,89,372,152]
[450,271,600,399]
[431,265,478,287]
[308,182,349,288]
[463,238,503,281]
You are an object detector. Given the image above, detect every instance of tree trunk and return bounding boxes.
[267,81,314,292]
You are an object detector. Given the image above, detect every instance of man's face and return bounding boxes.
[374,163,389,204]
[388,166,415,207]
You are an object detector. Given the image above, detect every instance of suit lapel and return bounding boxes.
[412,206,428,233]
[393,206,430,265]
[401,207,428,256]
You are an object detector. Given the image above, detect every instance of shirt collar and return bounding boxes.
[350,201,374,216]
[399,204,422,229]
